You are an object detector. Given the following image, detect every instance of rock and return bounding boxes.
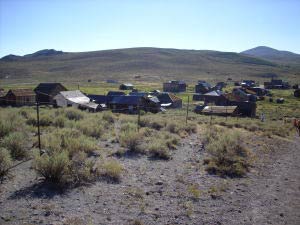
[155,181,163,185]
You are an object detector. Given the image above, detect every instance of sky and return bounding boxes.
[0,0,300,57]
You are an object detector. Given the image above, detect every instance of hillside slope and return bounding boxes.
[241,46,300,64]
[0,47,299,84]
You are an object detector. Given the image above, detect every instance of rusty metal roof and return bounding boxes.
[8,89,36,97]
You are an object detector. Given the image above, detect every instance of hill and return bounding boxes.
[241,46,300,65]
[1,47,299,85]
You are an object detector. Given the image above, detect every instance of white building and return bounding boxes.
[54,90,99,111]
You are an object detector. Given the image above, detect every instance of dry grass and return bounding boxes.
[0,147,12,181]
[203,127,252,177]
[100,159,124,182]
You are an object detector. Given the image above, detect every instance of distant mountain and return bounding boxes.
[24,49,64,58]
[1,54,22,62]
[0,49,64,61]
[0,47,299,83]
[241,46,300,64]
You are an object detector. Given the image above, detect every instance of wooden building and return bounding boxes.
[163,80,186,93]
[34,83,67,104]
[4,89,36,106]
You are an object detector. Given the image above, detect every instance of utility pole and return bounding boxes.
[36,101,41,155]
[186,95,190,124]
[137,104,141,132]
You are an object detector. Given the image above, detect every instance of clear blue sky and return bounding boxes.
[0,0,300,57]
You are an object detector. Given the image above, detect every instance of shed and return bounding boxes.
[195,81,212,94]
[34,83,67,104]
[163,80,187,93]
[107,91,125,103]
[154,92,182,108]
[54,90,99,111]
[5,89,36,106]
[109,95,142,113]
[193,91,227,105]
[119,83,134,90]
[200,106,238,116]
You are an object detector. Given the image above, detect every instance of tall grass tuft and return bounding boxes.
[1,132,28,160]
[0,148,12,180]
[204,130,252,177]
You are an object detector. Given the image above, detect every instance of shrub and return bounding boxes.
[1,132,28,160]
[139,117,165,130]
[0,120,12,138]
[148,141,170,160]
[165,122,197,136]
[41,129,98,156]
[67,135,99,156]
[0,148,12,180]
[205,131,251,177]
[70,152,96,183]
[65,108,84,121]
[76,120,104,138]
[100,159,123,182]
[120,122,137,132]
[34,150,70,184]
[119,130,142,153]
[166,122,178,133]
[102,111,115,123]
[26,116,37,126]
[18,108,30,119]
[0,113,25,138]
[187,184,201,200]
[160,131,180,149]
[39,114,52,126]
[53,116,66,128]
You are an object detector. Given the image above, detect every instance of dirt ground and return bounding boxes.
[1,133,300,225]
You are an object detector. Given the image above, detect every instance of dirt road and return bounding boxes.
[0,134,299,225]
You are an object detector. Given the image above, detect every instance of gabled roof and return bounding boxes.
[204,90,223,96]
[197,81,211,88]
[87,95,107,104]
[110,95,141,105]
[129,92,147,97]
[156,92,181,104]
[107,91,125,96]
[34,83,66,95]
[120,83,134,86]
[7,89,36,97]
[56,90,90,104]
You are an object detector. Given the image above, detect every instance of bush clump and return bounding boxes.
[76,120,104,138]
[0,148,12,181]
[100,159,123,182]
[34,150,70,184]
[204,131,251,177]
[1,132,28,160]
[119,130,142,153]
[65,108,84,121]
[41,129,99,157]
[0,113,25,138]
[102,111,115,123]
[53,116,66,128]
[148,141,170,160]
[39,114,53,126]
